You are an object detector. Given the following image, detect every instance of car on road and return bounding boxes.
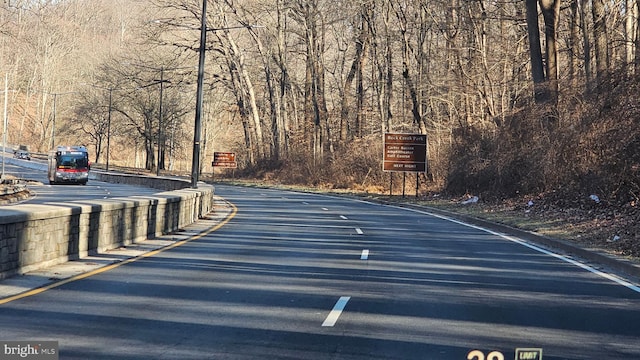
[14,150,31,160]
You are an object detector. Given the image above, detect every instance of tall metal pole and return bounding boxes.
[191,0,207,188]
[51,94,57,148]
[2,74,8,180]
[157,67,164,176]
[106,88,112,171]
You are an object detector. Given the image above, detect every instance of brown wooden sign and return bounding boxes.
[383,133,427,172]
[212,152,237,168]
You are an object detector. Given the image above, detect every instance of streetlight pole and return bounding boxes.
[157,67,165,176]
[51,93,57,148]
[191,0,207,188]
[106,88,113,171]
[2,74,8,180]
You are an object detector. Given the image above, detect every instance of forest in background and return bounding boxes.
[0,0,639,206]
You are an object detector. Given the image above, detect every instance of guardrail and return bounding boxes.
[0,158,215,280]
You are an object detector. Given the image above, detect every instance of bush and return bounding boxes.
[234,134,387,192]
[445,70,640,204]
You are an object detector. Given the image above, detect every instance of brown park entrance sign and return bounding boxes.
[212,152,237,168]
[383,133,427,172]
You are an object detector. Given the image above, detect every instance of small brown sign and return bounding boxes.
[383,133,427,172]
[212,152,237,168]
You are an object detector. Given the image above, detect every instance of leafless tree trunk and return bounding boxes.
[539,0,560,104]
[579,0,592,88]
[626,0,637,72]
[221,40,255,165]
[592,0,609,83]
[225,34,264,161]
[369,0,393,135]
[339,3,369,142]
[635,0,640,71]
[569,0,580,86]
[392,0,427,134]
[275,0,291,160]
[526,0,548,102]
[295,0,329,164]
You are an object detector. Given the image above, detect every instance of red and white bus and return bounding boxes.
[47,146,91,185]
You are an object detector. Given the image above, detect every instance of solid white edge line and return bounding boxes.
[361,249,369,260]
[392,205,640,294]
[322,296,351,327]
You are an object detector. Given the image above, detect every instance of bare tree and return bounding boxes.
[626,0,637,72]
[390,0,426,133]
[339,2,370,142]
[526,0,547,103]
[592,0,609,83]
[292,0,330,164]
[539,0,561,104]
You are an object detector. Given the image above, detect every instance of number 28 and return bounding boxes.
[467,350,505,360]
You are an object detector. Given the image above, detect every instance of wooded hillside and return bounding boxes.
[1,0,639,205]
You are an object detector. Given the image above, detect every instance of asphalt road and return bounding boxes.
[2,162,163,204]
[1,184,639,359]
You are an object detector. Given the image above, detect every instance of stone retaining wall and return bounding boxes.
[0,166,215,280]
[94,172,193,191]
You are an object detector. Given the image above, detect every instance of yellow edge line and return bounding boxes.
[0,200,238,305]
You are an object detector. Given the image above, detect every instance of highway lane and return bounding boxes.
[2,162,164,204]
[0,184,639,359]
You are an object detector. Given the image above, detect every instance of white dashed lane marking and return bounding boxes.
[322,296,351,327]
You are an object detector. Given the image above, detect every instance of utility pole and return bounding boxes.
[191,0,207,188]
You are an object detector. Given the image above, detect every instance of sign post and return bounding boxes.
[383,133,427,196]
